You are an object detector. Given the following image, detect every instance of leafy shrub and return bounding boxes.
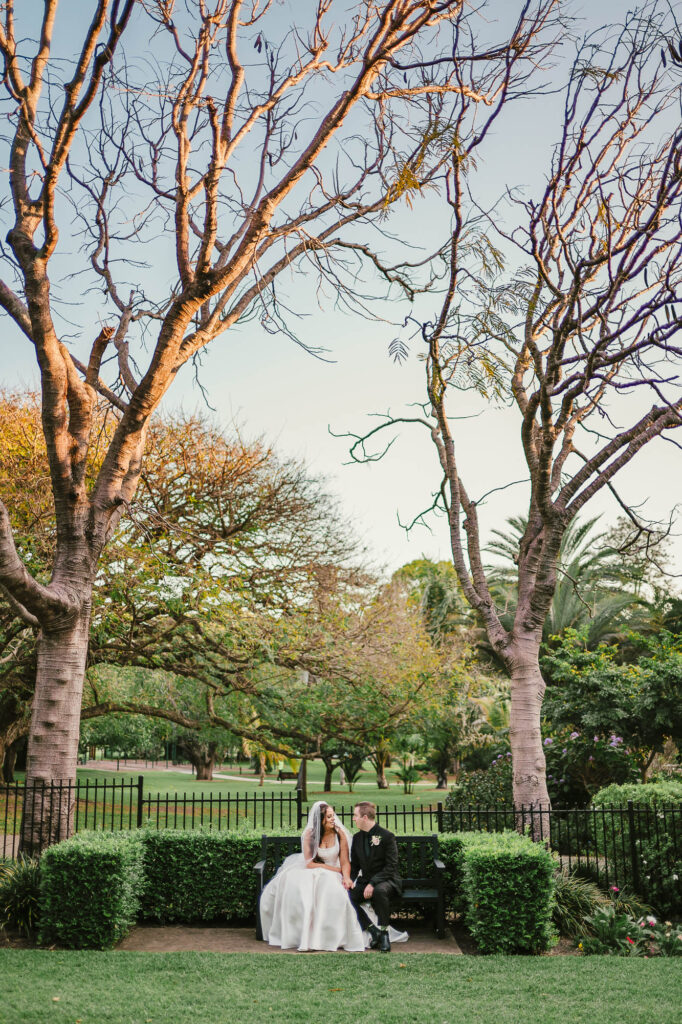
[0,855,41,938]
[592,780,682,812]
[40,831,144,949]
[578,905,682,956]
[591,781,682,916]
[543,731,640,808]
[433,833,466,915]
[552,868,607,938]
[139,827,295,923]
[459,830,556,953]
[444,754,513,829]
[638,833,682,918]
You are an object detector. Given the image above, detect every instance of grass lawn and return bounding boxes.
[2,951,681,1024]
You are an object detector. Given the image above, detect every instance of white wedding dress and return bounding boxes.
[259,836,365,952]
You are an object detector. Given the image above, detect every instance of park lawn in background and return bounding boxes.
[2,951,681,1024]
[71,768,446,807]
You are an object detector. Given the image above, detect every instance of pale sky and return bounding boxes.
[4,0,681,582]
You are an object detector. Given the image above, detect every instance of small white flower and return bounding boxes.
[370,835,381,846]
[673,874,679,881]
[647,917,657,926]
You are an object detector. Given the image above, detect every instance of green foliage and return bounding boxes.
[592,780,682,810]
[459,831,556,953]
[487,517,644,649]
[139,828,277,922]
[0,855,41,938]
[591,781,682,916]
[39,832,145,949]
[579,906,682,956]
[543,730,640,807]
[551,868,607,938]
[541,630,682,773]
[436,833,467,915]
[394,764,421,794]
[445,753,513,821]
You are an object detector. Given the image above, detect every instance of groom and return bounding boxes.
[348,801,402,952]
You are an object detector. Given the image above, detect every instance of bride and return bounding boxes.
[258,800,365,952]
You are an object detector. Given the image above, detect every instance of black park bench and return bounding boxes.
[276,770,298,782]
[254,833,446,941]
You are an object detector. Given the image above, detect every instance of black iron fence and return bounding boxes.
[2,778,680,907]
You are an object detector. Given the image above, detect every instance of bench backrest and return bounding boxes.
[395,834,440,886]
[260,834,302,881]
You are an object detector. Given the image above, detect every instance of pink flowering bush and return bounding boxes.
[579,905,682,956]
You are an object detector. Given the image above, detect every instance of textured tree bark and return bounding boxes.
[194,758,215,781]
[0,725,27,784]
[20,602,92,854]
[371,747,390,789]
[322,759,334,792]
[3,742,18,783]
[509,631,550,816]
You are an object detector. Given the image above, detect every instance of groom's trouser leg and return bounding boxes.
[369,881,394,927]
[349,880,396,929]
[349,881,372,930]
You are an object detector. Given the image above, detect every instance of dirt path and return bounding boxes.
[117,922,462,954]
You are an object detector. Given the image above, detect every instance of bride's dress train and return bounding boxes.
[259,838,365,952]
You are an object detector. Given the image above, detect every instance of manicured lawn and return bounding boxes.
[2,951,681,1024]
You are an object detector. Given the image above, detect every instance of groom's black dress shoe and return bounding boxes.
[367,924,381,949]
[378,930,391,953]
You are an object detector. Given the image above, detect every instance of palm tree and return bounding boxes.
[485,516,646,648]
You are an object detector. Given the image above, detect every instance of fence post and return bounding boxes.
[627,800,640,893]
[136,775,144,829]
[296,789,303,830]
[437,802,444,833]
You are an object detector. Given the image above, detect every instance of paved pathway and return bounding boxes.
[118,923,462,955]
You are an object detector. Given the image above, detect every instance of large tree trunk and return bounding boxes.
[509,632,550,817]
[195,756,214,781]
[371,747,390,789]
[322,758,334,792]
[4,742,18,783]
[297,757,308,802]
[20,603,92,854]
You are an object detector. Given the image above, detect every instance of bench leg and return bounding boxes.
[255,897,263,941]
[436,896,445,939]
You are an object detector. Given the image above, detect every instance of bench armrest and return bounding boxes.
[433,858,445,872]
[254,859,266,889]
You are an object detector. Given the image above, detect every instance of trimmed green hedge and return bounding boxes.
[140,829,295,922]
[458,831,556,954]
[437,833,467,915]
[37,827,556,953]
[40,831,144,949]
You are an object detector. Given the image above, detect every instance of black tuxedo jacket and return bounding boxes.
[350,823,402,892]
